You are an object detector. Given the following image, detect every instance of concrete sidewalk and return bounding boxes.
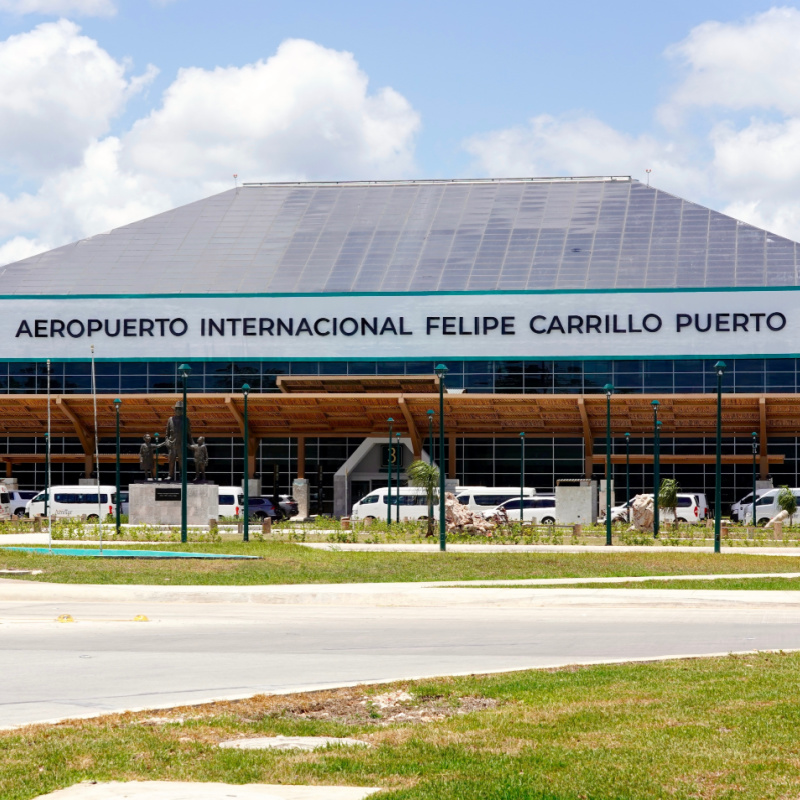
[2,573,800,609]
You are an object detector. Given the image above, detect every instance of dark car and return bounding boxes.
[268,494,298,519]
[247,497,278,520]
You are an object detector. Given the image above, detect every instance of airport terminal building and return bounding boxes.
[2,175,800,514]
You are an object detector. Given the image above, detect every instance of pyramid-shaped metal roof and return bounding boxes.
[2,176,797,295]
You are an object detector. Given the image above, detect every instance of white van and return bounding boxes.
[0,486,10,519]
[351,486,433,521]
[218,486,244,520]
[746,488,800,525]
[456,487,537,513]
[605,493,710,523]
[731,489,770,522]
[26,485,116,520]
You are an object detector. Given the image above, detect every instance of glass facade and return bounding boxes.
[1,357,796,514]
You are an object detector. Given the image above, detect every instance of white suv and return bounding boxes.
[8,490,36,517]
[605,493,709,523]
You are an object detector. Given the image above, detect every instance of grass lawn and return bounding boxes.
[5,652,800,799]
[3,543,800,584]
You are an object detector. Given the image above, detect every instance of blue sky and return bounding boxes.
[0,0,798,263]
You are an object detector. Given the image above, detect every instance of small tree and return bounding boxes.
[659,478,680,527]
[407,459,440,537]
[777,486,797,524]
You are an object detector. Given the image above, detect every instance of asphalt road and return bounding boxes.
[2,587,800,729]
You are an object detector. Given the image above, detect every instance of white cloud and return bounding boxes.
[0,20,156,174]
[466,8,800,243]
[123,38,419,182]
[0,34,420,264]
[0,0,116,16]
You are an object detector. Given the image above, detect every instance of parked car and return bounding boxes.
[7,489,36,517]
[455,486,537,512]
[247,496,278,520]
[483,495,556,523]
[744,487,800,525]
[268,494,298,519]
[731,489,770,522]
[217,486,244,520]
[603,493,709,523]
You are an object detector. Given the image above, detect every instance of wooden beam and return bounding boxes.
[397,396,422,459]
[759,396,769,479]
[225,396,257,475]
[55,397,94,478]
[448,436,456,480]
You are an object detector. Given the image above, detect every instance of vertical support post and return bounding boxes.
[448,436,456,479]
[242,384,250,542]
[519,432,525,523]
[387,417,394,526]
[625,432,631,524]
[396,432,401,523]
[714,361,727,553]
[297,437,306,479]
[114,398,121,535]
[179,363,191,544]
[652,400,660,538]
[435,364,448,551]
[752,431,758,526]
[604,384,614,546]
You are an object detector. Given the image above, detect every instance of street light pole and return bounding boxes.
[751,431,758,526]
[519,432,525,523]
[178,363,191,544]
[396,431,402,524]
[625,432,631,524]
[435,364,449,552]
[714,361,727,553]
[604,384,614,546]
[427,409,434,523]
[652,399,660,538]
[242,383,250,543]
[114,398,121,535]
[386,417,394,526]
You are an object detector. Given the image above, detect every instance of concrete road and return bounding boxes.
[2,585,800,729]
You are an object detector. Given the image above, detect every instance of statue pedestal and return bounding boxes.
[130,483,219,526]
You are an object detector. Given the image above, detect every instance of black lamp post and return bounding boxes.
[603,384,614,546]
[652,399,660,538]
[519,431,525,523]
[625,432,631,523]
[44,431,50,518]
[114,398,121,535]
[179,363,191,544]
[396,431,402,524]
[386,417,394,526]
[427,409,435,523]
[714,360,727,553]
[242,383,250,543]
[435,363,449,551]
[751,431,758,526]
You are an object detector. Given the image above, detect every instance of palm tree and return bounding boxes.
[659,478,679,528]
[407,459,440,537]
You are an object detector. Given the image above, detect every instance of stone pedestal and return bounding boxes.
[0,478,18,491]
[556,479,598,525]
[130,483,219,525]
[293,478,310,519]
[243,478,262,497]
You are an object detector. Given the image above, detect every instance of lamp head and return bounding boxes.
[520,431,525,438]
[603,383,614,396]
[427,409,434,416]
[179,363,192,378]
[714,360,727,376]
[387,417,394,424]
[434,363,449,379]
[651,399,660,407]
[625,431,630,439]
[752,431,758,438]
[242,383,250,395]
[113,398,121,407]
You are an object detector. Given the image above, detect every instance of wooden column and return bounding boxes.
[4,461,11,478]
[248,439,258,479]
[448,436,456,479]
[578,398,594,479]
[296,436,306,480]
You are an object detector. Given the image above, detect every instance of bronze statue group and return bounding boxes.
[138,401,209,482]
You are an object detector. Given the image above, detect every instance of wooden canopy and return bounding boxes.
[0,390,791,478]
